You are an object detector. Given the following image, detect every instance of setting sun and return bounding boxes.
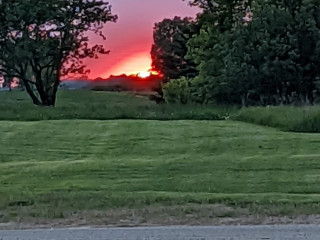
[137,71,151,78]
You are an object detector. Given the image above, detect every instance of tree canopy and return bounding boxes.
[151,16,198,82]
[0,0,117,106]
[161,0,320,105]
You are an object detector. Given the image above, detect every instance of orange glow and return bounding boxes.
[102,52,152,78]
[149,70,160,76]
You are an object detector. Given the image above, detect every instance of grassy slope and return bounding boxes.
[1,120,320,221]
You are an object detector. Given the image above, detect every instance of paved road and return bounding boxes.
[1,225,319,240]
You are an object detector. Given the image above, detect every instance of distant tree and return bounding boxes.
[3,76,12,91]
[0,0,117,106]
[0,68,11,90]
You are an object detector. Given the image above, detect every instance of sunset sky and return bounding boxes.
[85,0,199,79]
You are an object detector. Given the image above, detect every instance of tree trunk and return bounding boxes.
[33,69,60,106]
[26,60,61,106]
[22,79,42,105]
[34,70,50,106]
[50,69,61,106]
[241,94,247,108]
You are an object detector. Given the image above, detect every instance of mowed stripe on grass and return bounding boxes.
[1,120,320,219]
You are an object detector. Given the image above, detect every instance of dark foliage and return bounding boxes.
[0,0,117,106]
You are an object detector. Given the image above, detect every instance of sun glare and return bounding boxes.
[101,52,153,78]
[137,71,151,78]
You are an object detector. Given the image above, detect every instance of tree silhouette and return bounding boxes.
[0,0,117,106]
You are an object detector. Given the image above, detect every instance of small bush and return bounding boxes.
[162,77,191,104]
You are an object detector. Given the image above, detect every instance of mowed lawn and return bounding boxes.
[1,119,320,221]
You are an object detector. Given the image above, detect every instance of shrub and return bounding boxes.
[162,77,191,104]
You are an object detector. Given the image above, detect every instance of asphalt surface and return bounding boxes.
[1,225,320,240]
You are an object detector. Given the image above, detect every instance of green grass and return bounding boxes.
[1,120,320,221]
[0,90,234,121]
[235,105,320,132]
[2,90,320,223]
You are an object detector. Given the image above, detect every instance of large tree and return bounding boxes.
[184,0,320,105]
[0,0,117,106]
[182,0,252,103]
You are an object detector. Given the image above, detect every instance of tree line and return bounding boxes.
[151,0,320,106]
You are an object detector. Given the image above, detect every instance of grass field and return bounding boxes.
[2,90,320,226]
[1,119,320,224]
